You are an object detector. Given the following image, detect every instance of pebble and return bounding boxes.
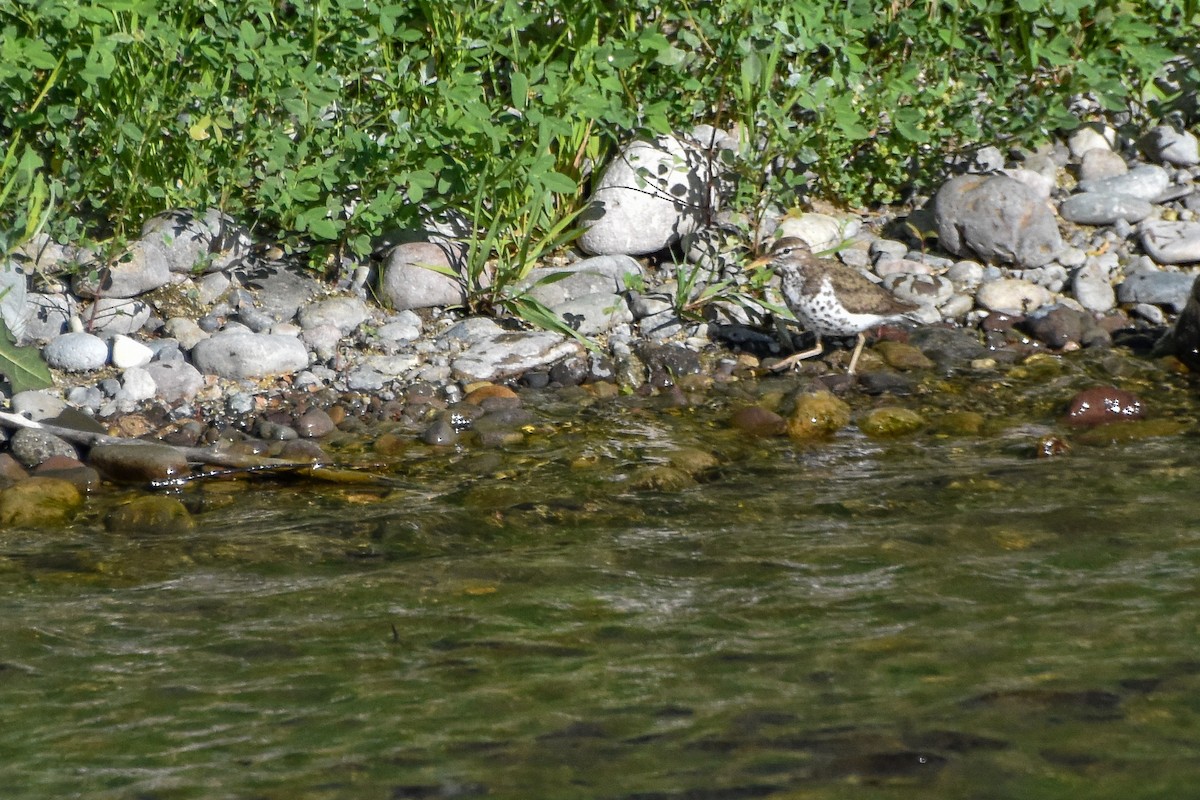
[88,442,190,483]
[298,295,369,334]
[1078,164,1171,200]
[110,334,154,368]
[857,407,925,437]
[43,331,109,371]
[1067,125,1115,158]
[1071,263,1117,313]
[11,390,67,420]
[975,278,1053,315]
[0,476,82,526]
[1077,148,1128,182]
[106,495,194,533]
[1059,192,1153,225]
[143,360,204,403]
[9,428,79,467]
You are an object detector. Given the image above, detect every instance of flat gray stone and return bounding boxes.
[17,292,73,345]
[43,331,108,371]
[1060,192,1153,225]
[1071,263,1117,313]
[233,262,321,322]
[298,295,369,334]
[144,360,204,403]
[73,240,172,298]
[451,330,582,382]
[0,261,29,340]
[1140,125,1200,167]
[1141,220,1200,265]
[551,292,633,336]
[934,174,1063,267]
[1117,270,1197,312]
[1079,164,1171,201]
[10,389,66,420]
[190,332,310,379]
[84,297,152,335]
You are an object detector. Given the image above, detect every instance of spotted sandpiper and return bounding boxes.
[748,237,919,375]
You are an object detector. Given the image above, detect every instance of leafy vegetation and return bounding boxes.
[1,0,1197,287]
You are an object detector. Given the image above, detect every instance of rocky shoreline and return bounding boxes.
[4,120,1200,524]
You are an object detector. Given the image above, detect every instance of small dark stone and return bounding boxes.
[856,371,914,395]
[549,356,588,386]
[1023,306,1087,348]
[521,370,551,389]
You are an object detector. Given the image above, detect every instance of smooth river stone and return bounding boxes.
[88,442,190,483]
[190,332,310,379]
[1059,192,1153,225]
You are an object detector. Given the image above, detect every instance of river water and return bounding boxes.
[4,364,1200,798]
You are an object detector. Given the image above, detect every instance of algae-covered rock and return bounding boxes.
[1075,418,1185,445]
[667,447,720,475]
[0,477,83,527]
[106,496,195,533]
[628,465,695,491]
[730,406,786,437]
[786,391,852,439]
[931,410,986,436]
[873,340,935,371]
[858,407,926,438]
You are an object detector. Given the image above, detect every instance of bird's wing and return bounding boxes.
[824,264,920,316]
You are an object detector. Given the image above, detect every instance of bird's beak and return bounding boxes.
[745,255,771,272]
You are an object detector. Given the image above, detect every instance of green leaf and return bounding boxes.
[0,318,53,394]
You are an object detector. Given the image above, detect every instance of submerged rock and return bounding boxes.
[0,476,82,527]
[106,495,194,533]
[858,407,926,437]
[1063,386,1145,427]
[786,391,851,439]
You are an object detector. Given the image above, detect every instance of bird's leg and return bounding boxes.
[846,332,867,375]
[770,335,824,371]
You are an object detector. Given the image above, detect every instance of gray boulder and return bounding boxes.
[380,240,469,311]
[934,174,1063,267]
[190,332,310,379]
[73,240,172,298]
[141,208,253,273]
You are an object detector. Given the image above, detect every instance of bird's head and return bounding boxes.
[745,237,814,274]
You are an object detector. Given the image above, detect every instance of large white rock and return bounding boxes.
[579,134,719,256]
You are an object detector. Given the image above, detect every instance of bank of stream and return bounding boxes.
[3,343,1200,798]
